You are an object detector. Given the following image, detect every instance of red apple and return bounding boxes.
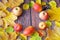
[12,7,22,16]
[23,26,35,36]
[39,22,47,30]
[39,11,48,20]
[14,23,22,32]
[33,3,42,12]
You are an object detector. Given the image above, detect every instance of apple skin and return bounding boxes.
[12,7,22,16]
[33,3,42,12]
[14,23,22,32]
[39,11,49,20]
[23,26,35,36]
[39,22,47,30]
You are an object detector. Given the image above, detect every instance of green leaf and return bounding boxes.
[30,32,42,40]
[45,20,52,27]
[6,26,14,33]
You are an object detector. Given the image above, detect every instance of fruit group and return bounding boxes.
[33,3,42,12]
[39,11,48,20]
[39,22,47,30]
[23,26,35,36]
[12,7,22,16]
[14,23,22,32]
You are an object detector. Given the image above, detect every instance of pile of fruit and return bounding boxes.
[22,0,60,40]
[0,0,60,40]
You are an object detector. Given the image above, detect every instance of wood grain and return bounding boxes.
[55,0,60,7]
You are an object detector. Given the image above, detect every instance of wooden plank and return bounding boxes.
[42,0,48,2]
[55,0,60,7]
[16,0,31,29]
[55,0,60,4]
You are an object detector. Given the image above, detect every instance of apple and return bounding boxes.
[33,3,42,12]
[39,11,49,20]
[14,23,22,32]
[12,7,22,16]
[23,26,35,36]
[39,22,47,30]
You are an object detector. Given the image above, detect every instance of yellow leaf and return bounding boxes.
[36,0,41,4]
[55,21,60,27]
[20,34,27,40]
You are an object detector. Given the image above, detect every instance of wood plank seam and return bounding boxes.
[30,8,32,26]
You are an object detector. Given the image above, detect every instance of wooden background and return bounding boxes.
[16,0,60,40]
